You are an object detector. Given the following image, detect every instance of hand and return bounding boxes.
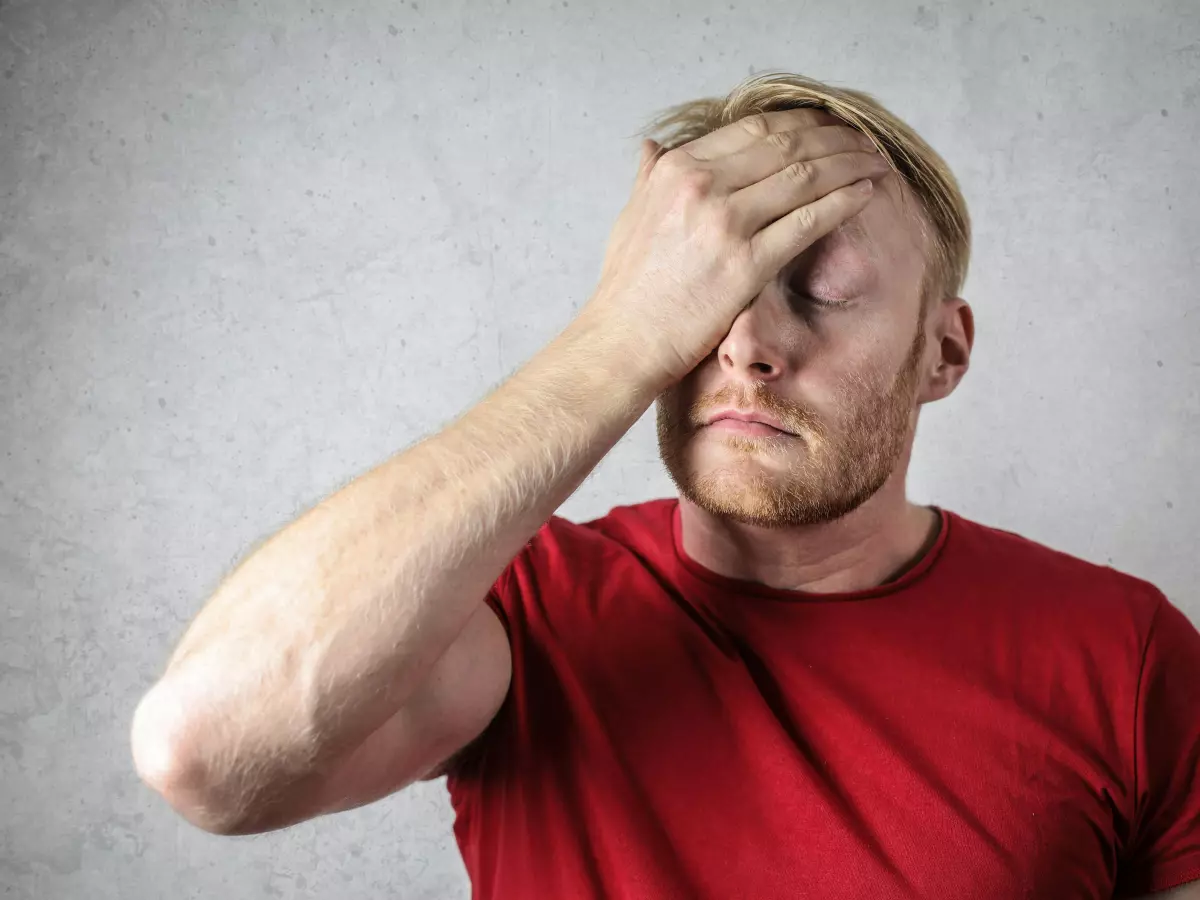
[579,108,890,388]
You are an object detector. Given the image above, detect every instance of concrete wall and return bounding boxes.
[2,0,1197,896]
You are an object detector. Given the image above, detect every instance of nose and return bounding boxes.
[715,292,789,383]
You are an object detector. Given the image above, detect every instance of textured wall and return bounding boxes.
[2,0,1197,896]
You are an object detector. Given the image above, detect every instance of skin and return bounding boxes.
[130,108,899,837]
[657,160,974,593]
[129,104,1198,898]
[652,148,1198,900]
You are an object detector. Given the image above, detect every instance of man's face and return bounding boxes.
[656,172,933,528]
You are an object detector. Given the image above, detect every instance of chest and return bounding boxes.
[521,598,1129,899]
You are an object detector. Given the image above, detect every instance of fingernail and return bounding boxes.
[855,178,874,193]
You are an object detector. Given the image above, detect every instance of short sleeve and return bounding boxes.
[1116,594,1200,896]
[445,522,552,779]
[482,551,519,641]
[478,520,554,644]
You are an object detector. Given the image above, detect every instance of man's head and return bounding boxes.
[647,73,975,528]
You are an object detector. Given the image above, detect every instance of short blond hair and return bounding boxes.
[638,72,971,311]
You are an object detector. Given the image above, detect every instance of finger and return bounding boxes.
[731,150,890,234]
[749,179,876,278]
[683,107,843,161]
[635,138,663,186]
[715,125,879,192]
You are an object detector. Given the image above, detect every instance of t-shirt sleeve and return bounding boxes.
[1116,593,1200,896]
[446,521,556,778]
[482,549,519,640]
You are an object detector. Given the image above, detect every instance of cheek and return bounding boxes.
[669,361,721,412]
[657,382,697,430]
[797,327,903,414]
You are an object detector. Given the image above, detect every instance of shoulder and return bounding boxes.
[489,498,677,616]
[515,497,677,568]
[943,509,1167,628]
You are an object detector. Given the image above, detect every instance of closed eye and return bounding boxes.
[788,289,849,311]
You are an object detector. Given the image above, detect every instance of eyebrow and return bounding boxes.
[830,216,879,262]
[834,216,870,245]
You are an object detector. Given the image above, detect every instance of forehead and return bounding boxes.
[830,216,874,255]
[820,174,928,272]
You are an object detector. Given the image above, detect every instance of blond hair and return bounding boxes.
[637,72,971,311]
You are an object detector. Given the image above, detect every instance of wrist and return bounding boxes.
[559,303,678,403]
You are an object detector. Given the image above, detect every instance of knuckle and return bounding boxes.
[655,147,689,175]
[790,205,818,236]
[708,201,740,238]
[676,165,716,198]
[766,129,802,156]
[855,130,880,152]
[738,113,772,139]
[782,160,816,186]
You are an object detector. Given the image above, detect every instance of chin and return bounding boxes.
[661,429,889,529]
[679,468,820,528]
[694,425,808,477]
[663,433,819,528]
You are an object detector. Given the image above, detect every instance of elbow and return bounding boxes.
[130,685,247,836]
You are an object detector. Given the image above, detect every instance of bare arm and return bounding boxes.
[129,108,887,835]
[129,307,664,835]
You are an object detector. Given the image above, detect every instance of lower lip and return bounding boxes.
[707,419,790,437]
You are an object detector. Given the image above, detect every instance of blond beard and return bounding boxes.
[656,320,927,528]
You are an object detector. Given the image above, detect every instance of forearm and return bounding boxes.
[131,305,663,819]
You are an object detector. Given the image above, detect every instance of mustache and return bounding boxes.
[686,382,827,437]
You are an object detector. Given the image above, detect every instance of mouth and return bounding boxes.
[703,416,793,438]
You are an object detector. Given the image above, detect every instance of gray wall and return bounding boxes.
[2,0,1197,896]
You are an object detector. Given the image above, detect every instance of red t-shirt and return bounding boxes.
[446,499,1200,899]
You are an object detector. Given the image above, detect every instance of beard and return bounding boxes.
[656,319,927,529]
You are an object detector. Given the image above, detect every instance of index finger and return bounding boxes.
[683,107,844,162]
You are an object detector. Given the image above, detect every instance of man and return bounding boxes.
[131,73,1200,898]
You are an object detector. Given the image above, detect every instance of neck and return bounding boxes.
[677,470,940,595]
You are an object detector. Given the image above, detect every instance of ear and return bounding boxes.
[917,296,973,404]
